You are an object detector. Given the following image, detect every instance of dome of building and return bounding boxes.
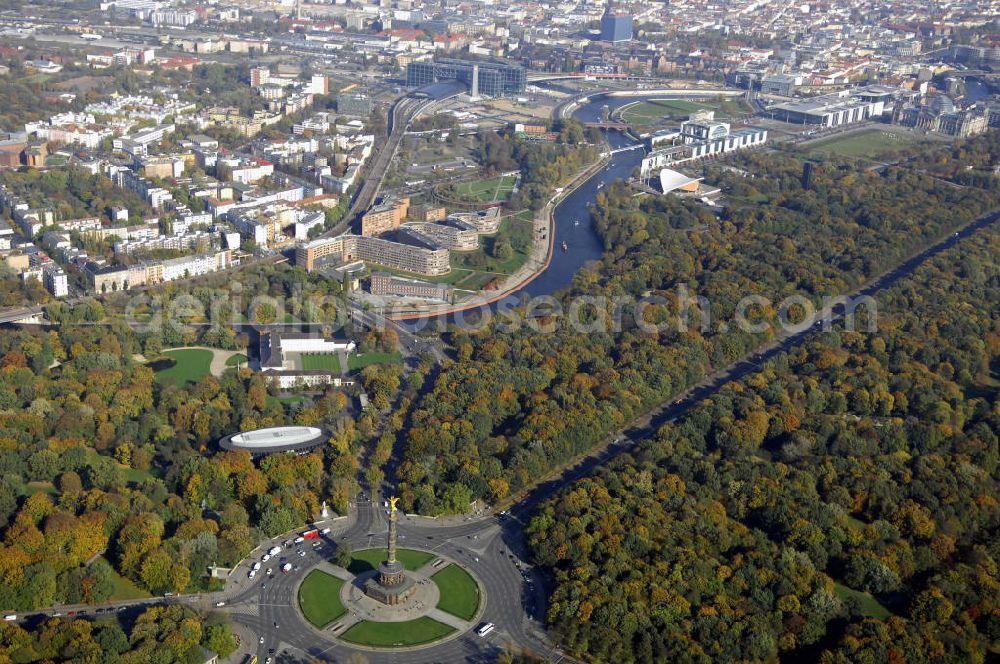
[928,94,956,116]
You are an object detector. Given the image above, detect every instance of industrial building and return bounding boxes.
[406,58,526,97]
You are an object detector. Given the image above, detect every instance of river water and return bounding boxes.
[401,95,652,330]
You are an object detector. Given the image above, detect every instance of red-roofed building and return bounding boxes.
[157,56,200,71]
[433,33,467,51]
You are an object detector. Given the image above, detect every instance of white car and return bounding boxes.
[298,550,306,557]
[262,553,271,562]
[248,570,256,579]
[252,562,261,571]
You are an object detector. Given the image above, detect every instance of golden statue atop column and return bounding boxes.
[363,495,416,604]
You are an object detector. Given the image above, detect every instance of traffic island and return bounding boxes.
[296,497,485,650]
[339,616,455,647]
[298,570,347,628]
[430,564,481,620]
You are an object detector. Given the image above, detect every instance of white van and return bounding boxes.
[3,615,16,622]
[476,622,495,637]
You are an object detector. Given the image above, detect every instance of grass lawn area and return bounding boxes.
[96,556,152,601]
[449,175,517,203]
[620,99,707,128]
[298,570,347,628]
[340,617,454,647]
[24,481,58,497]
[152,349,213,386]
[348,351,403,371]
[300,353,343,371]
[805,129,918,160]
[431,564,480,620]
[225,353,247,367]
[276,394,313,405]
[121,466,156,485]
[450,211,534,276]
[834,582,894,620]
[346,548,436,576]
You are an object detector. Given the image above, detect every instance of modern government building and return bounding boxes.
[406,58,526,98]
[769,90,885,127]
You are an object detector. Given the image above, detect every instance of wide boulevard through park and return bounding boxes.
[212,206,1000,663]
[5,205,998,664]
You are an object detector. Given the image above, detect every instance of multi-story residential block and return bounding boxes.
[369,272,453,302]
[361,197,410,237]
[296,232,450,276]
[43,266,69,298]
[402,220,479,251]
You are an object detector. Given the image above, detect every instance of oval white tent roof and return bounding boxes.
[220,426,328,454]
[659,169,701,193]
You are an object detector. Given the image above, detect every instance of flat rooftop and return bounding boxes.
[772,94,878,115]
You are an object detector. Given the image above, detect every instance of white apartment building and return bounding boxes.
[43,267,69,298]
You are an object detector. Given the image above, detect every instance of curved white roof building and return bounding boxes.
[219,426,328,454]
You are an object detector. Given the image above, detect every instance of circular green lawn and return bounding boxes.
[431,563,480,620]
[298,570,346,628]
[340,617,454,647]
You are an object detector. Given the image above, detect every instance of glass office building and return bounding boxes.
[406,58,527,97]
[600,12,633,43]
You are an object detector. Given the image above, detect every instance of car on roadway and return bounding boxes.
[259,636,264,644]
[477,622,495,637]
[215,601,225,607]
[298,551,306,557]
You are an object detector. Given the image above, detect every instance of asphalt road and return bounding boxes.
[219,501,553,664]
